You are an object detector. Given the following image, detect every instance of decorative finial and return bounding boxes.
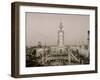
[59,17,63,29]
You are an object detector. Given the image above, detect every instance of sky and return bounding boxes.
[25,12,89,47]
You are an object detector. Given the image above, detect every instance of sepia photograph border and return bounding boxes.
[11,2,98,78]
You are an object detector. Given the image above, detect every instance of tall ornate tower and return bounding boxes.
[58,22,64,47]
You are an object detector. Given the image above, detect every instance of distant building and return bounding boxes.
[37,41,42,48]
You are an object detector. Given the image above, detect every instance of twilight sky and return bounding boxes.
[25,12,89,47]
